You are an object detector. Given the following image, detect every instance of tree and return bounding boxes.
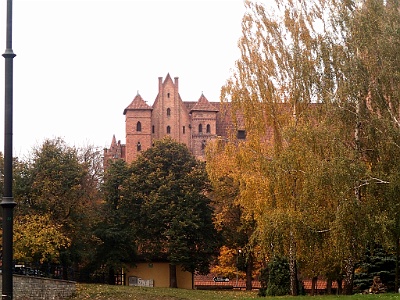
[94,158,136,284]
[212,0,400,295]
[265,256,291,296]
[123,137,220,288]
[217,0,332,295]
[324,0,400,292]
[13,138,100,279]
[354,245,396,292]
[13,214,70,266]
[207,139,259,290]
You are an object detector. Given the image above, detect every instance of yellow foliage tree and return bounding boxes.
[13,214,71,264]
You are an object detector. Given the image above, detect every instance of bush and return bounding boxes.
[258,256,290,297]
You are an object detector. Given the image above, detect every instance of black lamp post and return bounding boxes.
[2,0,17,299]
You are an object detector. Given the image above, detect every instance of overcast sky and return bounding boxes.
[0,0,245,159]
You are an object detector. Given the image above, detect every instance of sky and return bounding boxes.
[0,0,246,159]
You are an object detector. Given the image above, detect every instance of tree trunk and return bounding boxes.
[343,258,355,295]
[289,232,298,296]
[396,236,399,292]
[169,264,178,288]
[311,276,318,296]
[326,278,332,295]
[108,268,115,285]
[337,278,343,295]
[62,263,68,281]
[245,253,253,291]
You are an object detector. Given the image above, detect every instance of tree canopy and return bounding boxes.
[99,137,220,287]
[207,0,400,294]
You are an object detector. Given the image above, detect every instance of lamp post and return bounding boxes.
[2,0,17,299]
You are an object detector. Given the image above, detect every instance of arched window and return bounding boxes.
[167,126,171,134]
[206,124,211,133]
[136,121,142,132]
[167,92,170,98]
[137,142,141,151]
[198,124,202,133]
[167,108,171,116]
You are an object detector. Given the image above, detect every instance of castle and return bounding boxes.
[103,73,244,166]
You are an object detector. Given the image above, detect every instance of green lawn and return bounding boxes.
[72,284,400,300]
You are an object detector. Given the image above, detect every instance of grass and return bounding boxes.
[72,284,400,300]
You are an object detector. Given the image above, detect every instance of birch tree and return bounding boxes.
[215,0,331,295]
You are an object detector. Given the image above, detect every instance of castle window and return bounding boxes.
[206,124,211,133]
[137,142,141,151]
[198,124,202,133]
[167,92,170,98]
[183,126,185,134]
[167,108,171,116]
[201,140,206,150]
[237,130,246,140]
[136,121,142,132]
[167,126,171,134]
[152,125,155,134]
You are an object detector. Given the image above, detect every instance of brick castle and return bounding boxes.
[103,73,244,166]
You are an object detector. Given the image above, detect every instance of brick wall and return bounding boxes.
[0,275,76,300]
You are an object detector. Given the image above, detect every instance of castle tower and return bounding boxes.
[124,93,153,163]
[190,93,219,158]
[152,74,191,148]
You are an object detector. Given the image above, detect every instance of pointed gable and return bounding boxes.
[123,93,152,115]
[163,73,173,85]
[190,93,219,112]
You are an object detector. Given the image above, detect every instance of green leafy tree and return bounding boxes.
[13,138,100,279]
[324,0,400,292]
[123,137,220,288]
[94,159,136,284]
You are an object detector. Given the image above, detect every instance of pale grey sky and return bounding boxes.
[0,0,245,158]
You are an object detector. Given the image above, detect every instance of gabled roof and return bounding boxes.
[190,93,219,112]
[163,73,173,84]
[123,93,152,115]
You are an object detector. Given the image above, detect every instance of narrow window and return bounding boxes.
[136,121,142,132]
[152,125,155,134]
[237,130,246,140]
[198,124,202,133]
[183,126,185,134]
[167,92,170,98]
[206,124,211,133]
[167,108,171,116]
[137,142,141,151]
[167,126,171,134]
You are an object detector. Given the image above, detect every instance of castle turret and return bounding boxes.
[190,93,219,158]
[124,93,153,163]
[103,135,125,169]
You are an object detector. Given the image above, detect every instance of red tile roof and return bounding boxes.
[190,94,219,112]
[124,94,152,114]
